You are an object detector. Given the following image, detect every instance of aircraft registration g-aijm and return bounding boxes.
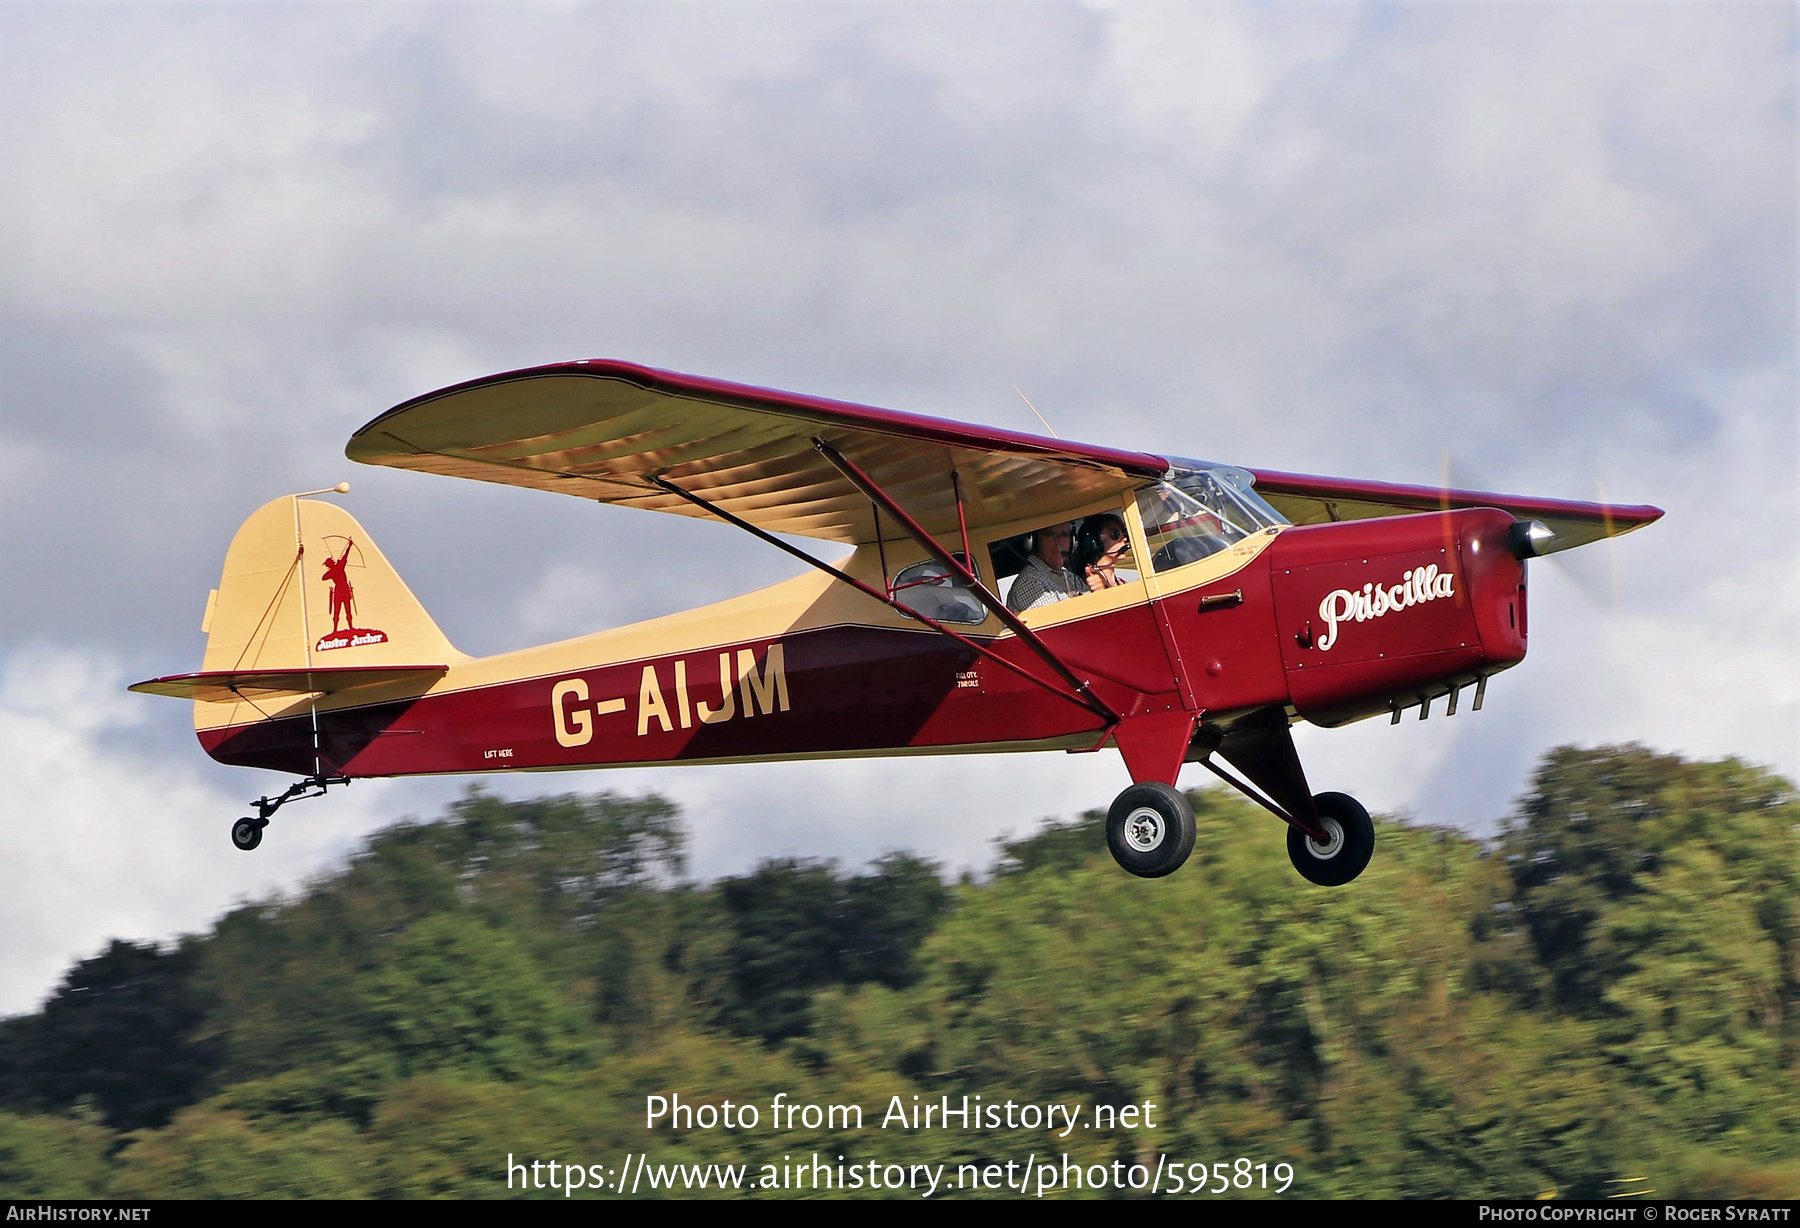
[133,360,1660,885]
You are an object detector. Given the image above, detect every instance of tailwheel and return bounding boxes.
[1106,782,1196,878]
[1287,792,1374,886]
[231,817,267,852]
[226,773,348,852]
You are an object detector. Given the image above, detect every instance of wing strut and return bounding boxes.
[811,438,1120,725]
[646,477,1111,724]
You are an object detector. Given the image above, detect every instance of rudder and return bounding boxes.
[200,495,463,679]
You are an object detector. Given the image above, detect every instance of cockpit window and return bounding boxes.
[891,555,988,625]
[987,509,1139,611]
[1136,462,1287,573]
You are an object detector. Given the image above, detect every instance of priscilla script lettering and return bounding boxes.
[1317,565,1456,651]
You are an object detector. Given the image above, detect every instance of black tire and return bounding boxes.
[1106,783,1197,878]
[1286,792,1374,886]
[231,817,264,852]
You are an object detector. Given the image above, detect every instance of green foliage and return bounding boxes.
[713,853,952,1041]
[993,807,1107,876]
[109,1105,375,1198]
[0,1111,114,1197]
[715,859,843,1042]
[367,914,591,1082]
[1500,745,1800,1165]
[1,745,1795,1199]
[433,786,687,920]
[366,1076,595,1199]
[193,788,687,1095]
[0,939,219,1131]
[1501,744,1799,1017]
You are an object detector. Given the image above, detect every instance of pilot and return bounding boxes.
[1006,522,1086,612]
[1080,513,1130,592]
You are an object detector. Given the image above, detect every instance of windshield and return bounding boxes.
[1136,462,1287,573]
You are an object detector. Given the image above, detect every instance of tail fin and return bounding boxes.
[198,494,463,677]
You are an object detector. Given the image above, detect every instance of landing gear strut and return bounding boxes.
[1180,708,1378,886]
[230,774,348,852]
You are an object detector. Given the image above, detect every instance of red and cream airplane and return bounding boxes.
[133,360,1660,884]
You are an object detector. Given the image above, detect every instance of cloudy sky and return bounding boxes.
[1,2,1793,1014]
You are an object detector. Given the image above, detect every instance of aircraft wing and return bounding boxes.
[1249,469,1663,553]
[346,360,1170,544]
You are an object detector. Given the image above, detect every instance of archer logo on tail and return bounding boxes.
[1317,564,1456,651]
[314,536,389,652]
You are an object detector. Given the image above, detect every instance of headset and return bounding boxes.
[1071,513,1128,575]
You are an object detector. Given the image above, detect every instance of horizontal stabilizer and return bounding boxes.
[129,665,448,703]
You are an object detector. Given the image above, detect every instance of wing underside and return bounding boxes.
[1250,469,1662,552]
[345,360,1659,553]
[347,361,1171,545]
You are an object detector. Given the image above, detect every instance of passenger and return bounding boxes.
[1006,522,1086,612]
[1079,513,1130,592]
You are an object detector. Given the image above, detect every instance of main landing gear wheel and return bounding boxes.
[1106,782,1197,878]
[1287,792,1375,886]
[231,817,267,852]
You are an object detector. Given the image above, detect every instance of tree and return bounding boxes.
[367,913,591,1082]
[0,1111,114,1198]
[992,808,1107,877]
[197,789,686,1089]
[715,854,951,1041]
[1501,744,1798,1019]
[0,940,219,1131]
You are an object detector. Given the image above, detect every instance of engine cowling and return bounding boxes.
[1269,508,1527,727]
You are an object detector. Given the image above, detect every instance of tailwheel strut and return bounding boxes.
[230,773,349,852]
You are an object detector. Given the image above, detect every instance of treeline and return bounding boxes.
[0,744,1796,1198]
